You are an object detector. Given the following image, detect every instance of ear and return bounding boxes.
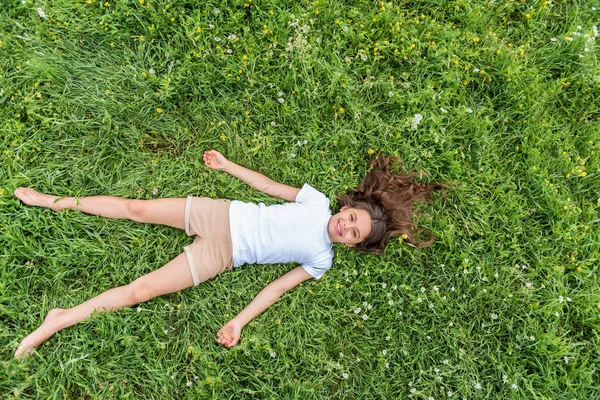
[340,205,349,211]
[345,243,355,247]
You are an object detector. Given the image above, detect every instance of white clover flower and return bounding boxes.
[475,383,482,390]
[567,297,572,302]
[511,383,518,390]
[433,286,439,291]
[555,311,560,317]
[463,269,469,274]
[494,273,499,278]
[367,304,372,310]
[550,37,558,42]
[342,373,349,379]
[442,296,446,300]
[387,292,392,297]
[186,381,192,387]
[209,24,214,29]
[412,113,424,129]
[278,98,285,103]
[214,37,221,42]
[37,7,47,19]
[398,311,402,316]
[214,8,221,14]
[529,336,535,341]
[382,283,387,288]
[270,350,276,358]
[447,390,453,397]
[386,336,391,341]
[464,258,469,263]
[443,359,449,364]
[354,308,361,314]
[227,34,237,40]
[473,68,480,73]
[389,300,394,306]
[421,287,426,293]
[226,49,233,54]
[278,91,283,97]
[502,375,508,383]
[434,368,440,373]
[417,297,423,303]
[564,356,569,364]
[525,282,532,288]
[137,306,142,312]
[388,91,394,97]
[271,121,276,126]
[440,264,445,268]
[362,314,368,320]
[450,287,455,291]
[466,108,473,113]
[448,322,454,327]
[382,349,387,356]
[410,388,416,394]
[491,313,499,320]
[289,153,296,157]
[429,303,434,309]
[393,284,397,290]
[559,296,564,302]
[385,362,390,368]
[152,187,159,195]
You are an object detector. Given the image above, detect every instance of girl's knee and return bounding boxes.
[128,278,153,304]
[127,200,147,222]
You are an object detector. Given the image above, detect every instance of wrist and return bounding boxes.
[232,315,246,327]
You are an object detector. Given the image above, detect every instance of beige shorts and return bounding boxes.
[183,197,234,286]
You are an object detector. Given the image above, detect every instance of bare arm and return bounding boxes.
[216,266,313,348]
[204,150,301,202]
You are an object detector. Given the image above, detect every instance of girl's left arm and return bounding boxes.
[216,266,313,348]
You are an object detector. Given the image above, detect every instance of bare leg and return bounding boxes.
[13,187,186,230]
[15,251,194,358]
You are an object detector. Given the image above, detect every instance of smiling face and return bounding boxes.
[327,206,373,245]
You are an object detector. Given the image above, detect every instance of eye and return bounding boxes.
[351,214,355,222]
[353,230,358,239]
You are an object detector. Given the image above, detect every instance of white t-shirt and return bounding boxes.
[228,184,334,279]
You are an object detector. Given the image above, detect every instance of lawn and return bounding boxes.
[1,0,599,398]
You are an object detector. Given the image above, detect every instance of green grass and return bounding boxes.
[1,0,599,398]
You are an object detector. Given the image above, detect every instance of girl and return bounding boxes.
[13,150,445,358]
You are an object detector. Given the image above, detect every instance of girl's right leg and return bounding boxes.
[14,187,186,230]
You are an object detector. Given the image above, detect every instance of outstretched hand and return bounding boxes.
[216,319,242,348]
[203,150,229,170]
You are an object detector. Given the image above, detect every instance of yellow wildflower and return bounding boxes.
[156,107,163,113]
[367,149,375,155]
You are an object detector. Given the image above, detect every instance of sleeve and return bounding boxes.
[301,250,334,280]
[295,184,329,205]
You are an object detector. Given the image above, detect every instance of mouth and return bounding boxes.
[335,220,342,236]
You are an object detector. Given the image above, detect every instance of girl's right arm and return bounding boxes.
[203,150,300,202]
[216,266,313,348]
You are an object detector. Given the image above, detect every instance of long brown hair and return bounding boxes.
[337,152,448,254]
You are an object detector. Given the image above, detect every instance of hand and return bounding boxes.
[203,150,228,170]
[216,318,242,348]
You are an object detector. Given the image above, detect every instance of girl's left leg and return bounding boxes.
[15,251,194,358]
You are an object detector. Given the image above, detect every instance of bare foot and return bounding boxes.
[14,188,61,211]
[14,308,65,359]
